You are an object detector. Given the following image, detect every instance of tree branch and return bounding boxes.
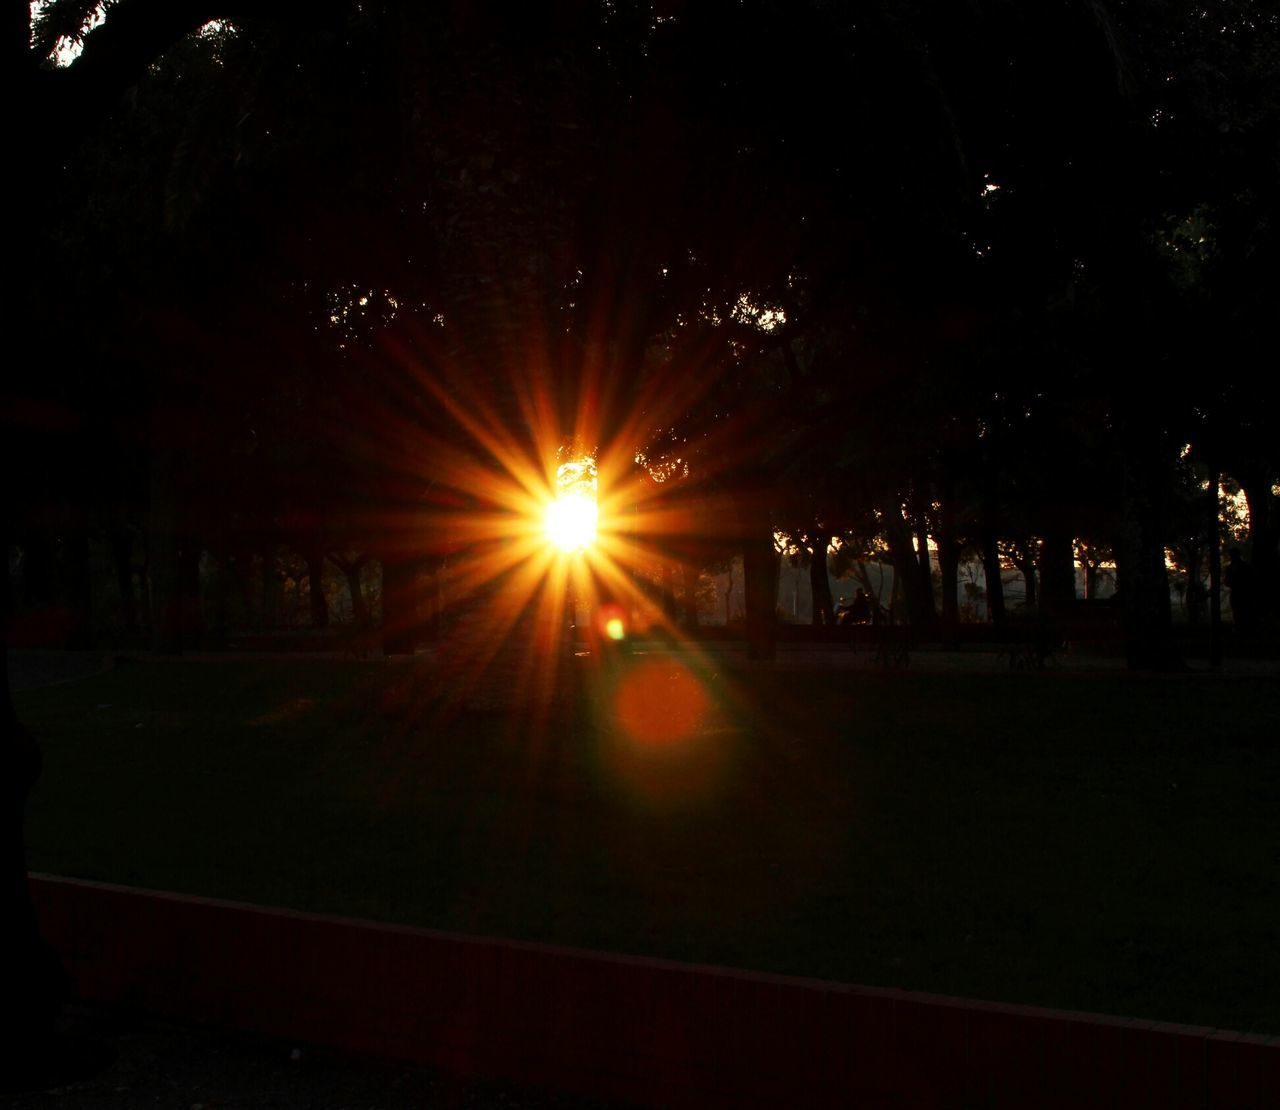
[32,0,345,142]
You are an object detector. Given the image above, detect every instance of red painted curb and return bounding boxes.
[30,875,1279,1108]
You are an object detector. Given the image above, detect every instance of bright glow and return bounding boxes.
[545,493,598,552]
[359,316,726,718]
[605,616,626,640]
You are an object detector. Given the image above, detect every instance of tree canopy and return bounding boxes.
[9,0,1280,655]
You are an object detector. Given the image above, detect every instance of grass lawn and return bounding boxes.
[18,654,1280,1035]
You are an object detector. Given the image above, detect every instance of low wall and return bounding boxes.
[31,875,1277,1108]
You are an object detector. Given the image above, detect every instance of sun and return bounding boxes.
[544,492,598,552]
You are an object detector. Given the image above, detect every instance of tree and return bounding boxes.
[7,0,367,1075]
[10,0,1279,1076]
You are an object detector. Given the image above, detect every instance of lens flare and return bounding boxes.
[599,660,730,809]
[544,493,598,552]
[613,660,710,745]
[595,602,628,642]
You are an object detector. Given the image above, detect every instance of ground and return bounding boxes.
[4,1002,624,1108]
[8,643,1280,1101]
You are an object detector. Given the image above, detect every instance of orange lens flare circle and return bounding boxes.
[612,660,710,746]
[601,660,729,809]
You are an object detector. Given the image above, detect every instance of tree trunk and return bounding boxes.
[110,526,138,635]
[660,560,677,622]
[206,552,232,646]
[743,533,778,660]
[937,496,960,647]
[914,519,937,632]
[260,548,282,632]
[1082,552,1099,600]
[20,533,56,609]
[885,507,926,628]
[1182,539,1205,627]
[1012,546,1038,610]
[808,531,834,626]
[149,461,182,654]
[937,542,960,646]
[1208,470,1222,667]
[381,554,418,655]
[230,553,257,631]
[63,527,93,650]
[16,532,59,647]
[679,560,699,629]
[729,471,778,659]
[1239,468,1278,631]
[1117,519,1176,669]
[307,550,328,629]
[178,540,202,645]
[1039,532,1076,619]
[981,531,1006,628]
[342,562,367,625]
[1117,457,1179,670]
